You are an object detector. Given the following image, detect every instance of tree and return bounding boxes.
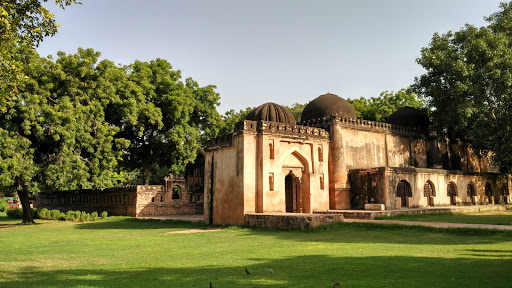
[0,0,78,112]
[347,89,425,122]
[414,1,512,171]
[113,58,222,184]
[218,107,253,135]
[285,102,309,122]
[0,48,128,223]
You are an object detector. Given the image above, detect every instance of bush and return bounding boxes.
[79,211,87,222]
[101,211,108,219]
[84,213,91,222]
[74,210,81,220]
[37,208,49,220]
[50,210,60,220]
[65,210,75,221]
[6,208,23,218]
[0,200,8,212]
[91,212,98,221]
[58,213,67,221]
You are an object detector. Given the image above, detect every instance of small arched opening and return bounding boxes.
[447,182,457,205]
[396,180,412,208]
[501,185,509,204]
[423,180,435,207]
[485,182,493,204]
[172,185,181,200]
[285,171,300,213]
[467,182,476,205]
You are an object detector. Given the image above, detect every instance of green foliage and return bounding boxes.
[285,102,309,122]
[57,212,66,221]
[0,199,7,212]
[111,58,222,184]
[414,2,512,171]
[74,210,81,220]
[50,210,60,220]
[101,211,108,219]
[36,208,48,219]
[79,211,87,222]
[66,210,75,221]
[218,107,253,135]
[347,89,425,122]
[6,208,22,218]
[0,0,79,112]
[90,211,98,221]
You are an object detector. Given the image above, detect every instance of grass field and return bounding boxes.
[1,212,512,288]
[375,210,512,225]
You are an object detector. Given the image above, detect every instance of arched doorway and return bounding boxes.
[282,151,310,213]
[485,182,493,204]
[285,171,300,213]
[424,181,435,207]
[500,185,508,204]
[447,182,457,205]
[397,180,412,208]
[467,183,476,205]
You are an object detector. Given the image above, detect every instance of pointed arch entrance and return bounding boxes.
[282,151,310,213]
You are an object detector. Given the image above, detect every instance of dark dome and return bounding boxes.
[386,106,430,129]
[245,102,296,125]
[301,93,357,121]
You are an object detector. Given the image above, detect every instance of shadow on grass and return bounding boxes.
[376,211,512,225]
[75,217,211,230]
[1,254,511,288]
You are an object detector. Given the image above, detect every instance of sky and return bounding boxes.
[38,0,504,114]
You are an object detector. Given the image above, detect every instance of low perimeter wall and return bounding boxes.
[245,213,344,230]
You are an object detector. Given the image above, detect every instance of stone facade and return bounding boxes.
[36,173,204,217]
[204,94,511,226]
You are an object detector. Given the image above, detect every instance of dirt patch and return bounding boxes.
[164,228,222,235]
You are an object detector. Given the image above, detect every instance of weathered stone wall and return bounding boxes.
[36,186,139,216]
[349,167,511,210]
[245,213,344,230]
[36,177,204,217]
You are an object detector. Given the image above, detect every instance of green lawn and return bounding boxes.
[0,214,511,288]
[375,210,512,225]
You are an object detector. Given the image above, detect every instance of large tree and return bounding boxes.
[0,0,78,112]
[348,89,425,122]
[0,48,128,223]
[112,59,222,184]
[414,1,512,171]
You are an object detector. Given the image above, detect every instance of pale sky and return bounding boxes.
[37,0,504,114]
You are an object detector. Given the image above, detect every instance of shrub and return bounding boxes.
[101,211,108,219]
[80,211,87,222]
[91,212,98,221]
[65,210,75,221]
[0,200,8,212]
[37,208,49,220]
[58,213,67,221]
[6,208,23,218]
[84,213,91,222]
[74,210,81,220]
[50,210,60,220]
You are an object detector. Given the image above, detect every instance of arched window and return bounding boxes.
[467,183,476,205]
[396,180,412,207]
[424,181,435,207]
[151,197,155,203]
[485,182,493,204]
[501,185,509,204]
[172,185,181,200]
[447,182,457,205]
[318,147,323,162]
[320,174,324,190]
[160,196,164,202]
[269,142,274,159]
[269,173,274,191]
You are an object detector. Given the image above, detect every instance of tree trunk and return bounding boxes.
[19,184,34,224]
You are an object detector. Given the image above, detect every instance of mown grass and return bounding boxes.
[375,210,512,225]
[0,214,511,288]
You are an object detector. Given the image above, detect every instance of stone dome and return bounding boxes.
[245,102,296,125]
[386,106,430,130]
[301,93,357,121]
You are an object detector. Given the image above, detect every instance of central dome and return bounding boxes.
[301,93,357,121]
[245,102,296,125]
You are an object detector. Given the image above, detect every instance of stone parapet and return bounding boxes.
[299,114,423,136]
[244,213,344,230]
